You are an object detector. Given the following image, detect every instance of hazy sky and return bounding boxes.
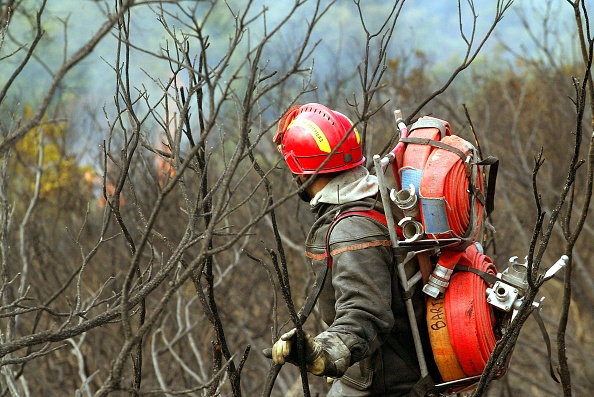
[4,0,578,102]
[0,0,579,168]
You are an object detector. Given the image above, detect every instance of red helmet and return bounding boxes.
[273,103,365,174]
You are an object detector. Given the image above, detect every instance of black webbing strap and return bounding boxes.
[297,264,328,323]
[407,374,435,397]
[400,137,467,162]
[476,156,499,216]
[454,263,499,285]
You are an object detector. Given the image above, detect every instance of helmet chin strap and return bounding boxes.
[295,175,313,203]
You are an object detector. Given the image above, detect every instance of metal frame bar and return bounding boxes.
[373,154,429,378]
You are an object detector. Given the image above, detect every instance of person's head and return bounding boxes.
[273,103,364,201]
[273,103,364,173]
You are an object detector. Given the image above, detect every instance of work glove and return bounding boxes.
[267,328,329,376]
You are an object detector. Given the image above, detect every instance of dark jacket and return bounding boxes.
[306,194,436,396]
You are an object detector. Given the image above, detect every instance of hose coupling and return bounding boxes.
[397,216,424,242]
[390,184,420,218]
[423,264,454,298]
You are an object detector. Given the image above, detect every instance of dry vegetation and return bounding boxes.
[0,0,592,396]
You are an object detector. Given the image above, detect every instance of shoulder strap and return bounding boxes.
[298,208,388,321]
[324,209,388,268]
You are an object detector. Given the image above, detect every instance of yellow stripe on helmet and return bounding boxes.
[345,116,360,144]
[290,118,331,153]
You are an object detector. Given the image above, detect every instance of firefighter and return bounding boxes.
[268,103,436,396]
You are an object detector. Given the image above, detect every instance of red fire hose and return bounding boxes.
[427,243,498,380]
[394,117,497,383]
[396,117,483,240]
[446,244,497,375]
[420,135,484,240]
[401,122,446,171]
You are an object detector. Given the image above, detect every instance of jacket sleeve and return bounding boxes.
[313,215,394,377]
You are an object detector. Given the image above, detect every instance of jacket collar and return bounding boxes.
[310,166,378,207]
